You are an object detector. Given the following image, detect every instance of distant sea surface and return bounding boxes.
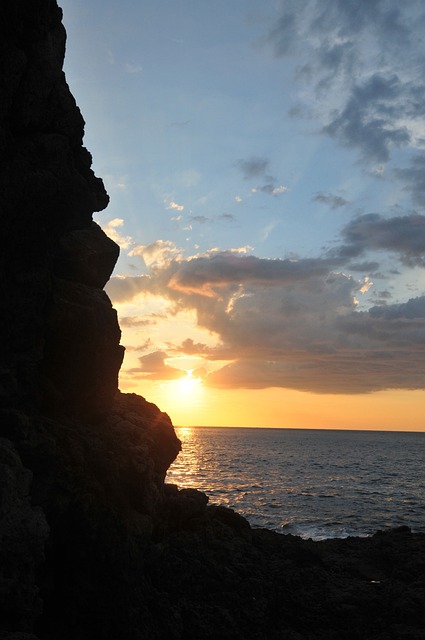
[166,427,425,540]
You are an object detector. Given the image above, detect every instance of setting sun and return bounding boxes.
[176,370,203,395]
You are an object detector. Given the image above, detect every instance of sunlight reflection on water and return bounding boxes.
[167,427,425,540]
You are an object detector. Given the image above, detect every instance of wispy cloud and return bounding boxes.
[124,62,143,74]
[313,192,349,210]
[266,0,425,176]
[120,313,165,328]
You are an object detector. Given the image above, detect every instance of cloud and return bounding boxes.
[322,73,411,162]
[313,192,349,210]
[128,351,184,380]
[236,156,288,196]
[101,218,133,249]
[395,153,425,208]
[190,215,208,224]
[120,314,165,328]
[205,292,425,393]
[125,339,152,352]
[166,251,337,298]
[166,200,184,212]
[105,275,150,302]
[124,62,143,74]
[236,157,270,179]
[109,240,425,392]
[129,239,183,267]
[260,183,288,196]
[337,213,425,267]
[265,1,425,168]
[175,338,211,355]
[346,261,380,273]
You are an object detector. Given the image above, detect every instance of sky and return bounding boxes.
[59,0,425,430]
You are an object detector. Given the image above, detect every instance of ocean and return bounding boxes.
[166,427,425,540]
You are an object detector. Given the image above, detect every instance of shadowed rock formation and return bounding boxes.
[0,0,122,417]
[1,2,425,639]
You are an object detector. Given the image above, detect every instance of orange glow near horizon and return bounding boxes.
[119,375,425,432]
[116,306,425,432]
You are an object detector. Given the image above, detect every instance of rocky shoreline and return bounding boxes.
[1,1,425,638]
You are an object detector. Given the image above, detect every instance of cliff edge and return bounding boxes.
[1,2,424,639]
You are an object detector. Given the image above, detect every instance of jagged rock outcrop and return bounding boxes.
[0,0,121,416]
[1,2,425,640]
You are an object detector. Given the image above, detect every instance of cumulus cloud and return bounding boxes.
[175,338,211,355]
[107,242,425,393]
[205,292,425,394]
[129,239,183,267]
[101,218,133,249]
[166,251,338,297]
[129,351,185,380]
[105,275,150,302]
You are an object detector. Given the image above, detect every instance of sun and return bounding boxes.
[152,369,206,423]
[176,370,203,394]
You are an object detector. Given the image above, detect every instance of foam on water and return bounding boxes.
[167,427,425,539]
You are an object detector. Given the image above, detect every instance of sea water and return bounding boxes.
[166,427,425,540]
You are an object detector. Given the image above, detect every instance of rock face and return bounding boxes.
[1,2,425,640]
[0,0,180,634]
[0,0,122,416]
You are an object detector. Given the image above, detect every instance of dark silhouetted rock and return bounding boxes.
[0,438,49,635]
[0,0,115,416]
[53,222,120,289]
[41,278,124,416]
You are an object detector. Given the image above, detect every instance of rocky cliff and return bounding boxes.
[1,2,425,639]
[0,1,180,635]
